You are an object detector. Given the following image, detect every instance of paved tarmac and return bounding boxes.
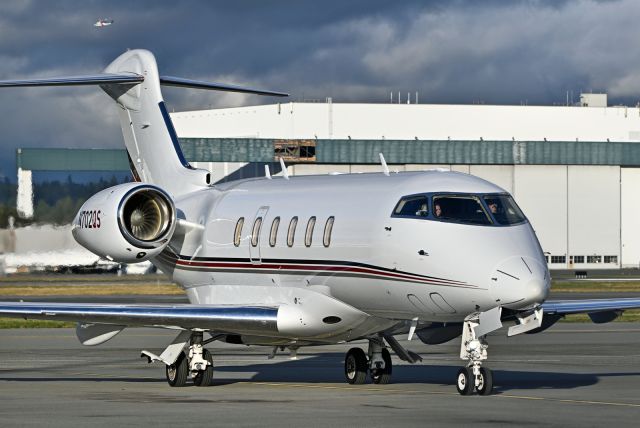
[1,323,639,427]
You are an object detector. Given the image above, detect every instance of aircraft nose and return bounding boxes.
[490,256,550,309]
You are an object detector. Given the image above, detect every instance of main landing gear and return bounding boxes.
[344,336,392,385]
[143,331,214,387]
[457,315,493,395]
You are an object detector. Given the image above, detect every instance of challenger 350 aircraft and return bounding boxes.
[1,49,640,395]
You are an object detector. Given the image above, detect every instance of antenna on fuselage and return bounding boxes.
[379,153,390,176]
[265,165,272,179]
[279,157,289,180]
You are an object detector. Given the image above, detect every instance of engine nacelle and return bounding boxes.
[72,183,176,263]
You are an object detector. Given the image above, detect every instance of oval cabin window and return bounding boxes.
[323,216,334,247]
[251,217,263,247]
[305,216,316,247]
[287,216,298,247]
[269,217,280,247]
[234,217,244,247]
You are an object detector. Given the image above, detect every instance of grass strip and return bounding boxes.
[552,281,640,292]
[0,274,173,284]
[0,318,75,328]
[0,284,185,296]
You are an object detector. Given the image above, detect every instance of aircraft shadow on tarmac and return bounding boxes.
[209,353,638,393]
[3,352,638,393]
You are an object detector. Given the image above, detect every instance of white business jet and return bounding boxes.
[1,50,639,395]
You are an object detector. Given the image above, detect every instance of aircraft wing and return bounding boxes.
[0,302,278,335]
[542,297,640,322]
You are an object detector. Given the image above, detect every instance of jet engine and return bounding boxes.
[72,183,176,263]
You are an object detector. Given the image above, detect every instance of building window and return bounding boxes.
[287,216,298,247]
[550,255,566,264]
[587,255,602,264]
[604,255,618,264]
[572,255,585,264]
[251,217,263,247]
[305,216,316,247]
[269,217,280,247]
[323,216,335,247]
[234,217,244,247]
[544,255,549,263]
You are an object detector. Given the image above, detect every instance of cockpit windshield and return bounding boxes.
[433,195,491,225]
[483,194,527,225]
[391,192,527,227]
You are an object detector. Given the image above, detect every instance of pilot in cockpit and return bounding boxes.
[416,202,429,217]
[434,203,442,218]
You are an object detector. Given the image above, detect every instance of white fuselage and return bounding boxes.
[152,170,550,341]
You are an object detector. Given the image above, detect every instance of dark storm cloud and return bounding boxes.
[0,0,639,176]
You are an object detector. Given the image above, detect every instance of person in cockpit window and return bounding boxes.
[416,202,428,217]
[434,203,442,218]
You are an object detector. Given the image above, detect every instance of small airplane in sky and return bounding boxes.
[0,49,639,395]
[93,19,113,28]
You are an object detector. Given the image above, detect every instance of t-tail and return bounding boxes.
[0,49,288,197]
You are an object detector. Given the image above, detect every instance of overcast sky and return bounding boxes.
[1,0,640,178]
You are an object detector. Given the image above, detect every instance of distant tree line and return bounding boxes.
[0,176,131,227]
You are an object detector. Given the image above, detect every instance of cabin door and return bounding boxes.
[249,206,269,263]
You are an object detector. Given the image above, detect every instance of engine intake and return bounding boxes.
[119,187,174,248]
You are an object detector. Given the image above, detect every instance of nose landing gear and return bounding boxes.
[457,314,495,395]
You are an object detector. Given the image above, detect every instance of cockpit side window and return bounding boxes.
[432,195,492,225]
[483,194,527,225]
[392,195,429,218]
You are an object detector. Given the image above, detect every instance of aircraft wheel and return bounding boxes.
[345,347,368,385]
[476,367,493,396]
[193,349,214,387]
[371,348,392,384]
[166,352,188,387]
[456,367,474,395]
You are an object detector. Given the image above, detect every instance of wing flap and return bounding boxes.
[0,302,278,335]
[542,298,640,315]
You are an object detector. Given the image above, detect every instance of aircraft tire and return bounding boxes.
[455,367,474,395]
[371,348,392,384]
[476,367,493,396]
[193,349,214,387]
[166,352,188,387]
[345,347,368,385]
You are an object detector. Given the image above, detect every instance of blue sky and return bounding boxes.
[1,0,640,179]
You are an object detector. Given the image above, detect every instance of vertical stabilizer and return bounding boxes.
[0,49,287,197]
[101,50,210,197]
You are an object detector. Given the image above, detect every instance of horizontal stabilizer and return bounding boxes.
[159,75,288,97]
[0,72,287,97]
[0,73,144,87]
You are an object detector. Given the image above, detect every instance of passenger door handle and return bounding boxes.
[418,250,428,256]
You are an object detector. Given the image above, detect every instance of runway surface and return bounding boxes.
[1,323,639,427]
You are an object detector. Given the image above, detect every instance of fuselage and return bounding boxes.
[153,170,550,332]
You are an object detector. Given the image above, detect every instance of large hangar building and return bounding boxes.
[170,93,640,271]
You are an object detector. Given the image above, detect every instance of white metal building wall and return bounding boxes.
[172,103,640,143]
[621,169,640,268]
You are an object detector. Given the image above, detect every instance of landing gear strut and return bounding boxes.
[143,331,214,387]
[457,315,494,395]
[344,336,393,385]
